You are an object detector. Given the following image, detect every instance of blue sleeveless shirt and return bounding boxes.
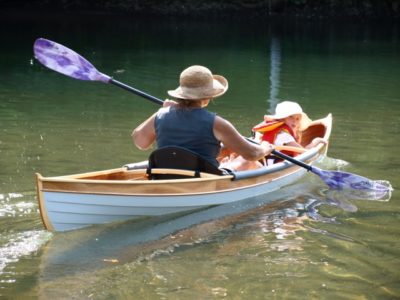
[155,106,221,167]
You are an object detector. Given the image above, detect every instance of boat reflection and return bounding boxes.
[38,180,323,280]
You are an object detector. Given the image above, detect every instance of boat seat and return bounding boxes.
[147,146,225,179]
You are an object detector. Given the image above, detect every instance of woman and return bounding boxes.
[131,65,273,171]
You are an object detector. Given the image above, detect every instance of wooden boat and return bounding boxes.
[36,114,332,232]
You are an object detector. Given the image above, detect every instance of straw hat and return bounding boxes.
[168,65,228,100]
[265,101,312,131]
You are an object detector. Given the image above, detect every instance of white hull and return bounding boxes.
[42,168,306,231]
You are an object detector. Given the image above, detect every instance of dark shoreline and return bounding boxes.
[1,0,399,20]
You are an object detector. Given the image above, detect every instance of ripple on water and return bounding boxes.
[0,191,51,289]
[0,192,36,218]
[0,230,52,275]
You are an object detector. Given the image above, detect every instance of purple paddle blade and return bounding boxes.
[33,38,111,83]
[311,166,392,193]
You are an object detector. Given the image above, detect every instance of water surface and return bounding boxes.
[0,14,399,299]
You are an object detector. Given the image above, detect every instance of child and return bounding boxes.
[220,101,327,171]
[253,101,327,160]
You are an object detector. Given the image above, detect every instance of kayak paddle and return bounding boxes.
[33,38,163,105]
[33,38,392,195]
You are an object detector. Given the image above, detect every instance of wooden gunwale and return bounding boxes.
[40,169,231,183]
[38,160,316,196]
[56,168,222,180]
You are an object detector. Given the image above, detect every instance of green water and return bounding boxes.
[0,14,399,299]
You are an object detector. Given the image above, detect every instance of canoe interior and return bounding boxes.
[74,170,146,181]
[300,123,326,147]
[53,117,330,182]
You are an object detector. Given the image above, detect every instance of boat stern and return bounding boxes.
[35,173,54,231]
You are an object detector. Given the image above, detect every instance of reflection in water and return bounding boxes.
[268,37,281,113]
[254,196,355,252]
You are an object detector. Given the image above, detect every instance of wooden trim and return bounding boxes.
[42,169,233,185]
[57,167,127,179]
[149,168,221,178]
[274,145,307,154]
[35,173,54,231]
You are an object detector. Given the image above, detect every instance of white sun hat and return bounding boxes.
[265,101,312,131]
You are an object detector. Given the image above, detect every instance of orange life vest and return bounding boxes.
[252,120,299,158]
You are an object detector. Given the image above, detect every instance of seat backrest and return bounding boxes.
[148,146,224,179]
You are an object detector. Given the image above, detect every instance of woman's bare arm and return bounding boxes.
[131,101,177,150]
[213,116,273,161]
[131,113,157,150]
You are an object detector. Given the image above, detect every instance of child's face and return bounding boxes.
[283,114,302,131]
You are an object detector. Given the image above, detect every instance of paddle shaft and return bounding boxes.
[272,149,313,172]
[110,78,164,105]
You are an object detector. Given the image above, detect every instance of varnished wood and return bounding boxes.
[274,145,307,154]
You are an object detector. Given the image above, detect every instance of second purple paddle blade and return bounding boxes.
[313,167,391,193]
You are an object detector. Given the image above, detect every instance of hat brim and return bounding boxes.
[299,113,312,131]
[264,112,312,131]
[168,75,228,100]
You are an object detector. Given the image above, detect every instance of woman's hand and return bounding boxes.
[260,141,274,156]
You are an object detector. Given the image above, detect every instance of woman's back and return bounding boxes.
[155,106,220,166]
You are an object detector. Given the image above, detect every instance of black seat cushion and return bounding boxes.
[148,146,224,179]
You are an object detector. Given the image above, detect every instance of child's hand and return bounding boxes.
[311,137,328,147]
